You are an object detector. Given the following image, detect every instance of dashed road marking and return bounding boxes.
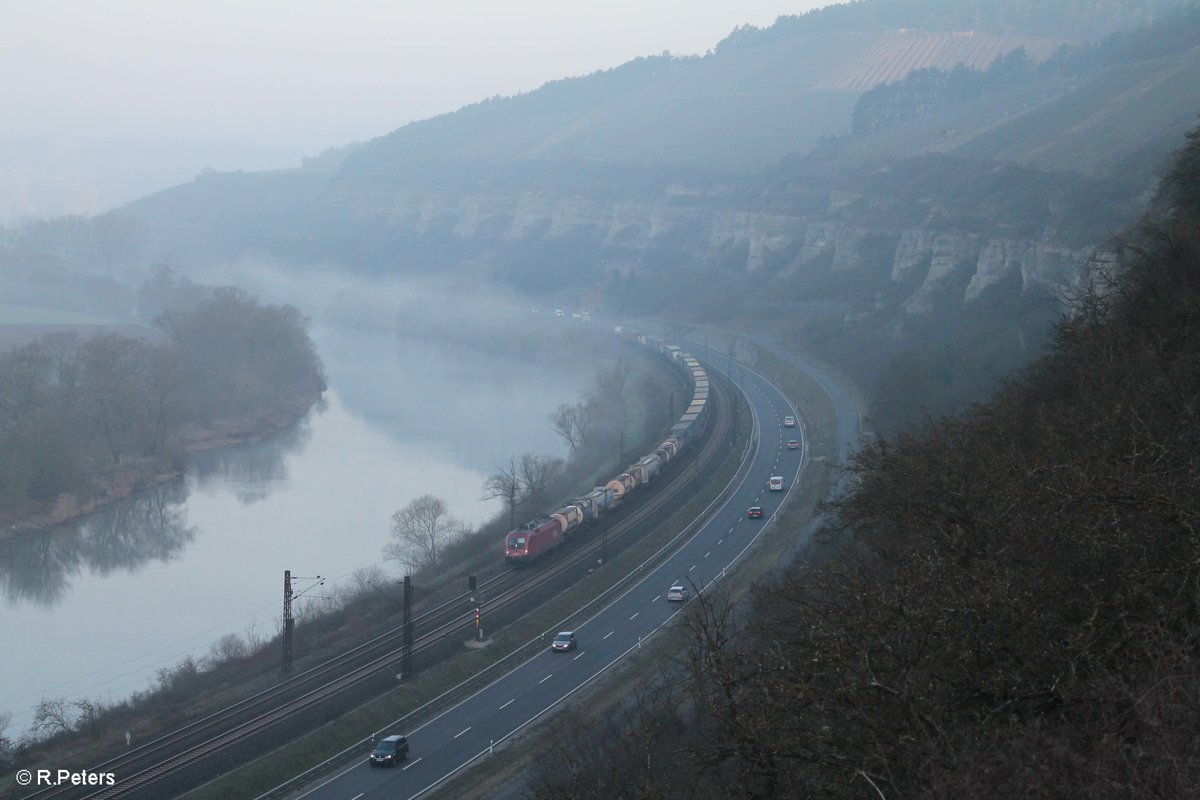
[454,727,472,738]
[539,674,553,684]
[500,699,514,710]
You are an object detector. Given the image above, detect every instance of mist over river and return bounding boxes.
[0,321,592,737]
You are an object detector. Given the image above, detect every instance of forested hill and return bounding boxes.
[526,120,1200,800]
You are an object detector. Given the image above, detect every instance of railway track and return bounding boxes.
[18,373,732,800]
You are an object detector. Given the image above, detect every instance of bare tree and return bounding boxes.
[593,361,631,405]
[350,565,386,596]
[519,453,563,509]
[0,710,14,767]
[72,698,105,739]
[484,456,523,530]
[243,617,269,652]
[142,345,182,456]
[384,494,464,570]
[78,334,149,464]
[32,698,76,738]
[0,341,51,426]
[549,401,596,456]
[40,331,81,391]
[209,633,249,664]
[155,655,202,698]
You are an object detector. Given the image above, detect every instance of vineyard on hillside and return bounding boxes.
[818,30,1063,90]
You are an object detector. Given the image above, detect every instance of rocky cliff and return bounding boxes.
[314,177,1096,320]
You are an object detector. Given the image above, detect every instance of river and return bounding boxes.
[0,320,593,738]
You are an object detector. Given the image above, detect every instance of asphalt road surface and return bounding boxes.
[295,352,837,800]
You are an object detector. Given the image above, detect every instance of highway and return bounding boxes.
[295,353,813,800]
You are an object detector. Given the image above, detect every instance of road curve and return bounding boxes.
[294,352,822,800]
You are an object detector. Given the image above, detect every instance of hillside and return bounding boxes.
[113,2,1200,433]
[335,29,1059,174]
[524,119,1200,800]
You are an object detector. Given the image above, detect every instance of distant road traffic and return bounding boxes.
[298,345,831,800]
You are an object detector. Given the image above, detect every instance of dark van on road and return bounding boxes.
[369,735,409,766]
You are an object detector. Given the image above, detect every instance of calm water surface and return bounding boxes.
[0,323,589,736]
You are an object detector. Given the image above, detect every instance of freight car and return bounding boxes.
[504,333,710,565]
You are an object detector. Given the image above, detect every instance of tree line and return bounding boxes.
[0,286,325,516]
[383,360,654,573]
[523,125,1200,798]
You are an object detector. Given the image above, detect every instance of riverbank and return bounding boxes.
[0,392,322,537]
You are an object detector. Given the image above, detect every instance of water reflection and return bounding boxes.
[189,409,316,504]
[0,479,197,608]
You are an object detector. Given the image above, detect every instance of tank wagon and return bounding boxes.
[504,331,711,565]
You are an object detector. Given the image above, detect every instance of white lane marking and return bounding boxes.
[382,359,791,799]
[351,794,364,800]
[573,652,585,661]
[539,674,553,684]
[500,699,515,710]
[718,538,724,545]
[603,631,614,640]
[402,757,422,771]
[454,727,472,738]
[704,552,710,558]
[629,611,639,620]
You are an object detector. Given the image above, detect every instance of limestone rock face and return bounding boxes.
[881,228,1090,313]
[325,180,1092,318]
[902,232,980,314]
[788,222,839,273]
[891,229,937,283]
[831,227,868,271]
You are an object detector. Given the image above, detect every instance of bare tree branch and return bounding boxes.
[384,494,464,570]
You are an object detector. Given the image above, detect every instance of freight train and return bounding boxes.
[504,332,710,565]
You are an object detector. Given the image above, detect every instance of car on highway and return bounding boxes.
[787,439,800,450]
[369,735,409,766]
[783,416,796,427]
[666,584,689,601]
[769,475,785,491]
[747,506,764,519]
[551,631,577,651]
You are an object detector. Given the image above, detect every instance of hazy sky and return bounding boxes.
[2,1,827,156]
